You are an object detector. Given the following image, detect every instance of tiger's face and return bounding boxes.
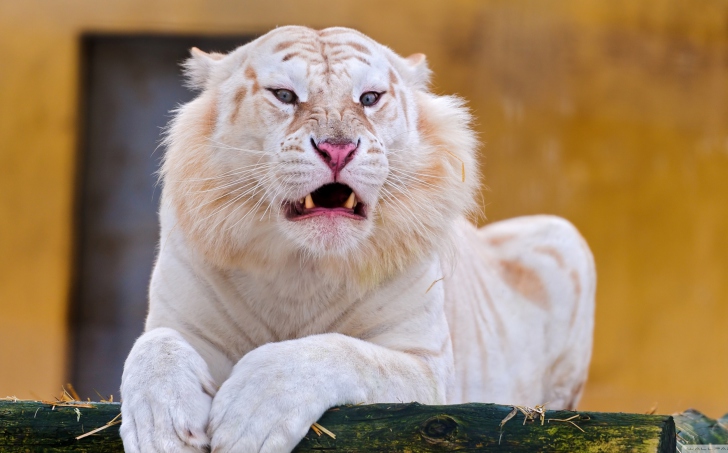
[164,26,478,278]
[221,27,418,254]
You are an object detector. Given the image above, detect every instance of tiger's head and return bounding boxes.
[163,26,478,283]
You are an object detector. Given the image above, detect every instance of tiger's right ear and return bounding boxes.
[182,47,225,90]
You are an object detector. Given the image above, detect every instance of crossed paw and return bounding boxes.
[121,333,336,453]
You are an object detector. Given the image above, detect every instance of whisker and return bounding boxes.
[389,143,467,182]
[188,174,273,208]
[379,186,431,238]
[227,184,272,231]
[167,161,279,184]
[213,182,269,231]
[383,182,435,226]
[181,166,281,194]
[206,137,269,154]
[388,166,447,180]
[387,170,441,191]
[218,170,289,230]
[258,174,294,221]
[192,173,277,225]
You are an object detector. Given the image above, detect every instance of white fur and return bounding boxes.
[120,26,595,453]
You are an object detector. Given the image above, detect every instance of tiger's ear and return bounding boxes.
[402,53,431,89]
[182,47,225,90]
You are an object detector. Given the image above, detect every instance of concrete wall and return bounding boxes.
[0,0,726,415]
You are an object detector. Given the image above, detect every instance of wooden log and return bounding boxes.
[0,400,122,452]
[295,403,675,452]
[0,400,675,452]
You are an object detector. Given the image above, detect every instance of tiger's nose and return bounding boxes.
[313,139,359,177]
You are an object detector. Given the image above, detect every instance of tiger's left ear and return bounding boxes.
[402,53,431,89]
[182,47,225,90]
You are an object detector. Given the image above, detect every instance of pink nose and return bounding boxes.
[315,140,358,176]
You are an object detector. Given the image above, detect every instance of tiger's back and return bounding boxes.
[446,215,595,408]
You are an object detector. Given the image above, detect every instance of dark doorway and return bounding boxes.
[72,34,252,399]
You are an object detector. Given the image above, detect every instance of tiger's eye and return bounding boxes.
[273,89,297,104]
[360,91,380,107]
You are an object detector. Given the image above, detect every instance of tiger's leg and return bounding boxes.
[120,328,218,453]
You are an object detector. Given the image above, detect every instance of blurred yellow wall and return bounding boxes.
[0,0,726,415]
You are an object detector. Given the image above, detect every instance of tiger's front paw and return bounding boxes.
[208,341,335,453]
[120,328,217,453]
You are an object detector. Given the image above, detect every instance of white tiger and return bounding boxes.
[120,25,595,453]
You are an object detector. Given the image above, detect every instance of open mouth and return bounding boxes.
[285,183,367,221]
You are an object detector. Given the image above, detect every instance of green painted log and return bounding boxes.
[0,400,677,452]
[0,401,122,452]
[294,403,675,452]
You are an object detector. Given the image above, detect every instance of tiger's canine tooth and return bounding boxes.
[305,194,315,209]
[343,192,356,209]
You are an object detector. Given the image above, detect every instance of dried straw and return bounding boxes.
[311,422,336,439]
[76,413,122,440]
